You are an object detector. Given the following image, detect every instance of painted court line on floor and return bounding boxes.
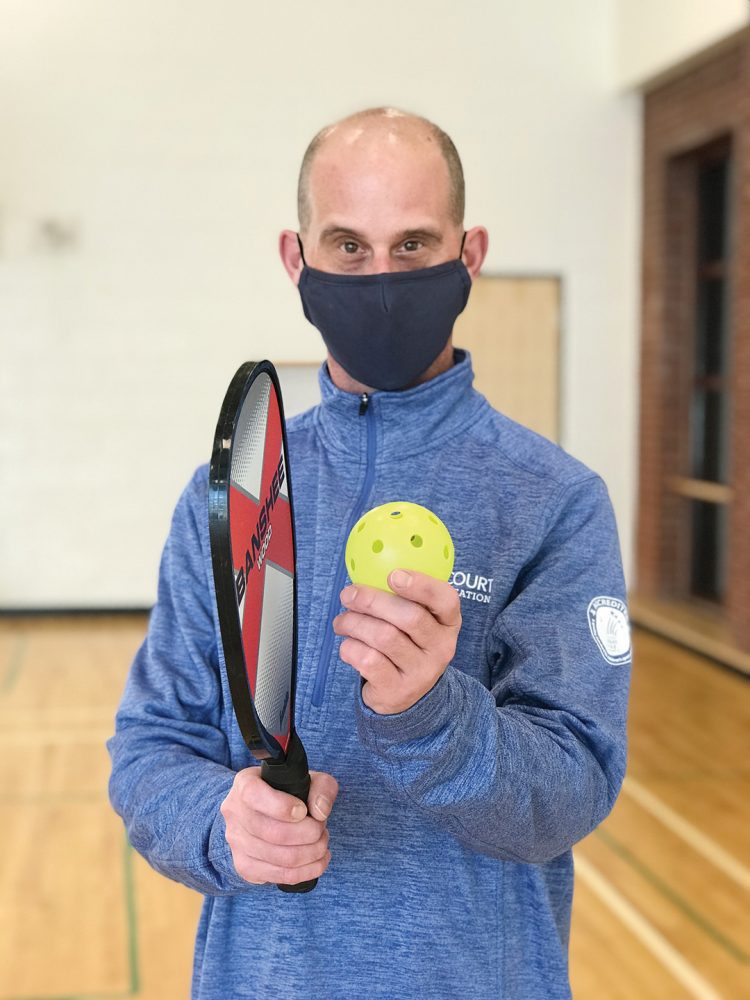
[123,834,140,996]
[623,777,750,892]
[596,827,748,964]
[1,636,27,694]
[575,855,723,1000]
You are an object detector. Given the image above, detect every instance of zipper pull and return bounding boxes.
[359,392,370,416]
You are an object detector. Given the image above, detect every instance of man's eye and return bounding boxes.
[402,240,422,252]
[342,241,360,254]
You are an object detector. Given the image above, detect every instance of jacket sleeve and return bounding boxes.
[107,468,249,895]
[356,475,631,864]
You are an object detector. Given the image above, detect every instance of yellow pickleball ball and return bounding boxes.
[345,502,455,593]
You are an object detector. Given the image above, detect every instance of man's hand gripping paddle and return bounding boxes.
[209,360,315,893]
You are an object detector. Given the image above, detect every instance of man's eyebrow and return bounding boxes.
[393,228,443,244]
[319,225,368,242]
[318,226,443,243]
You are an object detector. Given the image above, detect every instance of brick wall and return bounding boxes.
[727,40,750,648]
[637,34,750,649]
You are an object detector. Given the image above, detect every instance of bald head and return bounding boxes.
[297,107,465,233]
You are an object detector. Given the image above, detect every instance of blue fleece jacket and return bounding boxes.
[108,350,631,999]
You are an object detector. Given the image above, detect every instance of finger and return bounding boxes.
[339,636,400,686]
[339,580,456,650]
[333,610,420,666]
[308,770,339,821]
[240,808,326,847]
[339,585,435,650]
[236,767,310,823]
[220,795,316,845]
[234,851,333,887]
[231,827,330,871]
[387,570,462,628]
[223,770,324,845]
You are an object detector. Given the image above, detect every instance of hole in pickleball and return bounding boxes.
[443,546,449,559]
[390,511,402,518]
[428,515,438,524]
[410,535,423,548]
[357,520,366,533]
[372,540,384,553]
[350,559,356,571]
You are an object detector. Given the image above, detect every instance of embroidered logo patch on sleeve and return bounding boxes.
[587,596,631,666]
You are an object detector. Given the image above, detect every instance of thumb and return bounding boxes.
[307,770,339,821]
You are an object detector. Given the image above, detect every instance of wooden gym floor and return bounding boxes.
[0,617,747,999]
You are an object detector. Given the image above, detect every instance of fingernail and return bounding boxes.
[291,803,306,821]
[341,586,358,605]
[315,794,332,818]
[391,569,411,588]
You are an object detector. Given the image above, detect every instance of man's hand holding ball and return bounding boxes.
[333,503,462,715]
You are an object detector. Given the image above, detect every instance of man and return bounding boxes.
[109,108,631,999]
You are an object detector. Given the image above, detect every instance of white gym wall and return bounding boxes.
[3,0,744,607]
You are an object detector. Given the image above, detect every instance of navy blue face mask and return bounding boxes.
[296,236,471,391]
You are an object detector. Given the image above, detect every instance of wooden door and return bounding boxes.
[453,275,561,442]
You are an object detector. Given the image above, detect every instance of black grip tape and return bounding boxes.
[261,730,317,893]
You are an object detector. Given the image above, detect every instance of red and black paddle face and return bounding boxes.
[210,361,317,892]
[209,362,296,761]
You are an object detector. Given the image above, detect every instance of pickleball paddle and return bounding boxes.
[208,360,315,893]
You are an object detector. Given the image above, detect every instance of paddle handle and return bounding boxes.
[261,731,317,893]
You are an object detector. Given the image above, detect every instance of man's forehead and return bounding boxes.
[309,175,451,236]
[311,144,444,184]
[308,132,450,207]
[296,107,464,233]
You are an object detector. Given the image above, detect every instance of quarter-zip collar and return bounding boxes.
[314,349,486,460]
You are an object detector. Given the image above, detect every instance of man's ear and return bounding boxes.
[461,226,489,280]
[279,229,304,285]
